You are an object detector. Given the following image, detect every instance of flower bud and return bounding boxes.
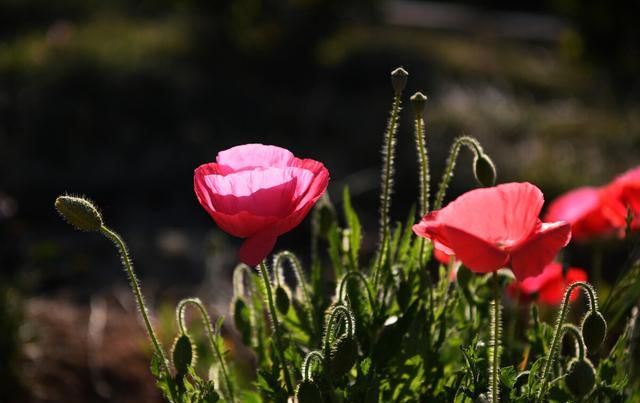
[232,297,252,346]
[275,285,290,315]
[565,358,596,398]
[55,195,103,232]
[172,333,196,377]
[410,92,428,118]
[473,154,497,187]
[328,335,358,379]
[391,67,408,95]
[296,379,323,403]
[581,311,607,352]
[456,266,473,289]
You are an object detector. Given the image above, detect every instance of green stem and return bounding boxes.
[100,226,172,379]
[338,271,375,311]
[374,93,402,289]
[561,324,586,361]
[301,351,325,381]
[273,251,315,333]
[414,112,430,216]
[488,272,502,403]
[537,281,597,401]
[258,262,294,395]
[176,298,235,403]
[323,305,355,355]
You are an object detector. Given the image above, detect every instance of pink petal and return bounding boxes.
[208,210,279,238]
[441,226,510,273]
[216,144,294,173]
[544,187,612,240]
[510,221,571,280]
[413,211,455,253]
[239,230,279,266]
[538,266,587,305]
[437,182,543,246]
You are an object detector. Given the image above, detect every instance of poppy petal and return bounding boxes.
[239,230,279,266]
[510,221,571,280]
[441,225,510,273]
[216,144,294,173]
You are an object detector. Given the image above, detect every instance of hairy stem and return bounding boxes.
[258,262,294,395]
[302,351,325,381]
[562,324,586,361]
[488,272,502,403]
[273,251,314,333]
[338,271,375,311]
[433,136,484,210]
[414,110,430,216]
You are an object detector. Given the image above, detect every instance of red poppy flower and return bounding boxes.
[194,144,329,265]
[601,166,640,233]
[544,187,614,241]
[507,262,587,305]
[413,182,571,280]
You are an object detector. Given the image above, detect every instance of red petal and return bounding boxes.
[538,266,588,305]
[441,225,509,273]
[436,182,543,246]
[239,230,279,266]
[545,187,613,240]
[510,221,571,280]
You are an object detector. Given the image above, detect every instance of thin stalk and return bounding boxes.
[561,324,586,361]
[301,351,325,381]
[100,226,172,379]
[338,271,376,311]
[273,251,315,333]
[414,108,430,216]
[433,136,483,210]
[373,92,403,289]
[488,272,502,403]
[258,262,294,395]
[177,298,235,403]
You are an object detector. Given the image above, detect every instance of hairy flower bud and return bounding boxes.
[296,379,323,403]
[565,358,596,398]
[410,92,428,118]
[172,333,196,377]
[391,67,408,95]
[232,297,252,346]
[329,335,358,379]
[55,195,103,232]
[275,285,290,315]
[581,311,607,352]
[473,154,497,187]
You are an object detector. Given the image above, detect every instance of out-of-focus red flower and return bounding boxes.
[601,166,640,232]
[546,166,640,240]
[507,262,587,305]
[544,187,614,241]
[194,144,329,265]
[413,182,571,281]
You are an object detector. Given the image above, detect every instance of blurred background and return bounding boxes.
[1,0,639,401]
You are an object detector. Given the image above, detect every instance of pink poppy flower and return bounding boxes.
[507,262,587,305]
[544,187,614,241]
[413,182,571,280]
[194,144,329,265]
[601,166,640,232]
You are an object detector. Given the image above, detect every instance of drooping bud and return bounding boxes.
[565,358,596,398]
[275,285,290,315]
[473,154,497,187]
[391,67,408,95]
[232,297,252,346]
[456,265,473,289]
[328,335,358,379]
[410,92,428,119]
[55,195,103,232]
[172,333,196,377]
[295,379,323,403]
[581,311,607,352]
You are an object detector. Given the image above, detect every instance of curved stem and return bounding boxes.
[301,351,325,381]
[536,281,597,401]
[232,263,253,298]
[338,271,375,311]
[323,305,355,354]
[374,93,402,289]
[100,226,172,379]
[562,324,586,361]
[273,251,314,331]
[433,136,484,210]
[488,272,502,403]
[176,298,235,402]
[258,262,294,395]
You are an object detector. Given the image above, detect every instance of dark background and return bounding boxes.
[1,0,639,401]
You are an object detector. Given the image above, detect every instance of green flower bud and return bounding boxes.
[391,67,408,95]
[275,285,290,315]
[232,297,252,346]
[473,154,497,187]
[172,333,196,377]
[410,92,428,118]
[581,311,607,352]
[296,379,323,403]
[456,265,473,289]
[55,195,103,232]
[329,335,358,379]
[565,358,596,398]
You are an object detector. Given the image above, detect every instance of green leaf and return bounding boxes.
[342,186,362,270]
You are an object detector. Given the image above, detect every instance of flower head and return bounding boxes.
[194,144,329,265]
[413,182,571,280]
[507,262,587,305]
[601,166,640,232]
